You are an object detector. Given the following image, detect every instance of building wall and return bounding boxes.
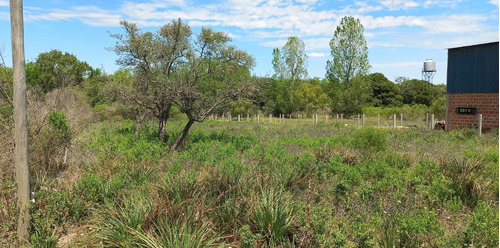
[446,93,499,131]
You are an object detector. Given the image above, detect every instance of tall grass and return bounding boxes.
[3,118,495,247]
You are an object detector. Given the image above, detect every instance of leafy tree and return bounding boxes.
[328,76,372,115]
[430,96,446,120]
[261,79,299,115]
[326,16,370,88]
[111,19,254,150]
[272,36,308,81]
[33,50,92,92]
[398,78,443,106]
[295,79,328,116]
[365,73,403,107]
[110,19,191,142]
[169,27,254,150]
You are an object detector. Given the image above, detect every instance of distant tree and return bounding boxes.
[365,73,403,107]
[295,79,328,116]
[326,16,370,88]
[430,96,446,120]
[261,79,299,115]
[398,78,442,106]
[272,36,308,81]
[169,27,254,151]
[33,50,92,92]
[329,75,372,115]
[110,19,191,142]
[0,54,13,124]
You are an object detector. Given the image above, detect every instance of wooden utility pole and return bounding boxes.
[10,0,30,245]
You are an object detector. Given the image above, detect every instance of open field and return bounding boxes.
[1,117,498,247]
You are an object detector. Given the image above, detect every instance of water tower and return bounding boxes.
[422,59,436,84]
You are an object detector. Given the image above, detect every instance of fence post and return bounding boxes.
[478,114,482,136]
[269,114,272,123]
[222,113,225,121]
[326,114,328,123]
[362,114,365,126]
[247,114,249,122]
[426,113,429,130]
[393,114,396,129]
[238,114,240,122]
[336,114,339,123]
[400,113,403,127]
[229,114,232,121]
[341,114,343,123]
[316,114,318,124]
[377,113,380,126]
[357,114,360,126]
[430,114,434,130]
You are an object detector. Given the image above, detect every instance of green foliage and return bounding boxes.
[0,62,12,120]
[47,109,72,141]
[365,72,403,107]
[463,201,499,247]
[16,116,498,247]
[362,104,429,120]
[328,75,372,115]
[352,126,387,151]
[31,110,72,177]
[326,16,370,86]
[430,95,446,120]
[251,189,294,245]
[398,78,444,106]
[295,80,328,116]
[230,99,256,116]
[272,36,308,81]
[32,49,93,92]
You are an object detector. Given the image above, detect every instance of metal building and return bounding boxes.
[446,42,499,131]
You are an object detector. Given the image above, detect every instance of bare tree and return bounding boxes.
[10,0,30,245]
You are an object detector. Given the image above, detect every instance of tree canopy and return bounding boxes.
[326,16,370,88]
[272,36,308,81]
[110,19,254,150]
[30,50,92,92]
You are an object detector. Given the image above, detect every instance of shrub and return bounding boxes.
[352,126,387,152]
[463,201,499,247]
[251,189,294,246]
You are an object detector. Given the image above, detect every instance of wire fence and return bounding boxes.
[209,113,445,130]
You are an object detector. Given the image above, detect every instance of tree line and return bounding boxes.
[0,16,446,151]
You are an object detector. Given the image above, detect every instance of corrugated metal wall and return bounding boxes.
[447,42,499,93]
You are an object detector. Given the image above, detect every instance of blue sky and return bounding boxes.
[0,0,498,85]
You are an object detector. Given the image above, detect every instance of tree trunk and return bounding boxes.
[10,0,30,245]
[170,118,194,151]
[157,104,171,142]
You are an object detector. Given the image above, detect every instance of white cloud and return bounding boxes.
[489,0,499,6]
[26,6,122,26]
[307,52,326,57]
[0,0,8,7]
[380,0,419,10]
[13,0,498,52]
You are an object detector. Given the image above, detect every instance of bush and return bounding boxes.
[352,126,387,152]
[463,202,499,247]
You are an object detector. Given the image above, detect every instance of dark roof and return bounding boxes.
[447,41,499,50]
[447,42,499,94]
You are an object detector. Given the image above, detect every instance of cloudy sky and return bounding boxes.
[0,0,498,84]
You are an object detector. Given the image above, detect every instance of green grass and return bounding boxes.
[1,118,498,247]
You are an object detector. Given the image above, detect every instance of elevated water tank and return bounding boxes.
[423,59,436,72]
